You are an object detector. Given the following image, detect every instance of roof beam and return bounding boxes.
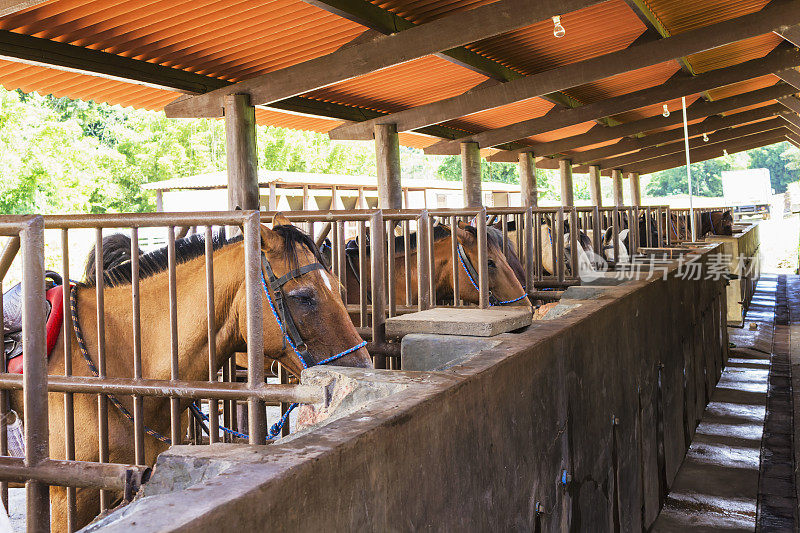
[424,47,800,154]
[298,0,587,114]
[487,83,798,161]
[621,0,697,77]
[776,25,800,47]
[779,95,800,114]
[777,68,800,89]
[782,112,800,131]
[0,29,471,141]
[163,0,607,119]
[330,2,800,140]
[627,130,788,174]
[0,1,48,17]
[588,118,786,174]
[564,105,790,169]
[782,115,800,136]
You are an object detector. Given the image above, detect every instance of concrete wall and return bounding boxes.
[88,248,728,533]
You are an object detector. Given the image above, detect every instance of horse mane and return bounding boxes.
[82,224,323,289]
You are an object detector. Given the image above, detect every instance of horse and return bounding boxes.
[339,222,529,307]
[700,210,734,236]
[9,214,370,530]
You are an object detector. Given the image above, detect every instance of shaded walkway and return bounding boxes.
[653,274,797,531]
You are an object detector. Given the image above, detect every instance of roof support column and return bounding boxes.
[559,159,574,207]
[225,94,259,210]
[461,142,482,207]
[374,124,403,209]
[519,152,537,208]
[628,172,641,207]
[589,165,602,207]
[612,169,624,207]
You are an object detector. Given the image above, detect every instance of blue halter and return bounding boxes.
[456,244,527,306]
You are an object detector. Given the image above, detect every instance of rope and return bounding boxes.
[456,245,527,306]
[70,286,172,444]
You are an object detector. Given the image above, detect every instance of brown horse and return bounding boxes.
[700,210,734,236]
[9,214,370,530]
[341,223,529,307]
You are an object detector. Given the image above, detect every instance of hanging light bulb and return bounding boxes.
[662,104,670,118]
[702,133,709,142]
[552,15,565,38]
[723,149,729,157]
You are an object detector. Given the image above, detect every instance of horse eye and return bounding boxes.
[288,288,316,307]
[488,259,496,268]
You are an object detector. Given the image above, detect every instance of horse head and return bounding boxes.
[453,221,529,307]
[257,213,372,377]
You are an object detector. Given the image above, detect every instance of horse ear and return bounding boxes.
[456,220,468,229]
[260,225,282,251]
[272,212,292,227]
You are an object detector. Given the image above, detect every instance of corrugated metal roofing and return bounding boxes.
[0,0,793,156]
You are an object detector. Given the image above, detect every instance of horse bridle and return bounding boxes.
[456,244,527,306]
[260,252,366,369]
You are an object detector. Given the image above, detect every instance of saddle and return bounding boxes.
[3,271,63,373]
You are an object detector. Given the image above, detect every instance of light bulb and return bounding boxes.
[552,15,565,38]
[702,133,709,142]
[723,149,729,157]
[662,104,670,118]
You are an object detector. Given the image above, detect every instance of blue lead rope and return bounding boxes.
[456,246,527,306]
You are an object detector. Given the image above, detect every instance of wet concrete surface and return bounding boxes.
[653,274,797,531]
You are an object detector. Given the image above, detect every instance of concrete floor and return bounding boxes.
[653,274,798,531]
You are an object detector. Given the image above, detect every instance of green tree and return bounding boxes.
[746,142,798,193]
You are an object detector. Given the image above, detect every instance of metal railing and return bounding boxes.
[0,211,332,532]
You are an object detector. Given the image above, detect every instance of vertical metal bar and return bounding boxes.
[166,227,181,446]
[665,207,672,246]
[524,207,534,292]
[556,209,565,283]
[358,221,368,328]
[534,212,543,280]
[645,207,652,248]
[428,216,436,305]
[613,208,620,262]
[450,215,459,306]
[569,208,579,279]
[501,215,509,252]
[278,363,290,437]
[330,222,339,279]
[386,220,396,317]
[336,220,347,304]
[204,226,219,444]
[243,213,267,443]
[403,220,412,307]
[416,210,431,311]
[94,228,110,511]
[370,211,386,368]
[130,228,145,465]
[476,208,489,309]
[60,229,76,530]
[22,217,49,533]
[592,206,601,256]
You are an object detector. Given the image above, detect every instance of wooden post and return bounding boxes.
[612,169,624,207]
[559,159,574,207]
[519,152,537,207]
[224,94,259,210]
[268,183,277,210]
[628,172,642,206]
[589,165,602,207]
[461,142,482,207]
[155,189,163,212]
[374,124,403,209]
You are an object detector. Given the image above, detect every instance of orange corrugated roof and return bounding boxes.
[0,0,791,156]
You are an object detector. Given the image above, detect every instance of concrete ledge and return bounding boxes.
[400,334,502,371]
[385,307,532,337]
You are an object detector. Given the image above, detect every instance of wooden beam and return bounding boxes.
[164,0,606,119]
[779,95,800,114]
[424,47,800,153]
[781,116,800,136]
[787,137,800,149]
[487,83,797,161]
[329,4,800,140]
[777,25,800,47]
[0,0,48,17]
[777,68,800,90]
[298,0,589,115]
[628,130,788,174]
[559,104,789,169]
[594,118,785,174]
[782,112,800,131]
